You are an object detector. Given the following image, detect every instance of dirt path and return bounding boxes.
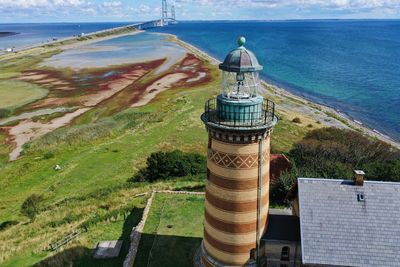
[7,108,90,161]
[131,73,188,108]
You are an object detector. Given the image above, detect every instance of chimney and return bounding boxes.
[354,170,365,186]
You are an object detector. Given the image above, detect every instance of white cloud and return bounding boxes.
[175,0,400,10]
[102,1,123,8]
[0,0,50,8]
[0,0,399,21]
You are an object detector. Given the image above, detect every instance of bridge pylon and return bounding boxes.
[171,5,176,21]
[162,0,168,26]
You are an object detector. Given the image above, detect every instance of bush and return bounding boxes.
[0,220,19,231]
[21,194,42,222]
[43,152,55,159]
[269,127,400,204]
[270,172,297,204]
[48,214,81,228]
[131,150,206,182]
[289,127,400,180]
[361,159,400,182]
[0,108,11,118]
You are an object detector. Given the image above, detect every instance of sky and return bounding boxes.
[0,0,400,23]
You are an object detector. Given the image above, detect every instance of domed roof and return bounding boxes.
[219,37,263,73]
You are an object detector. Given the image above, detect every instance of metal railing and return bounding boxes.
[202,98,276,129]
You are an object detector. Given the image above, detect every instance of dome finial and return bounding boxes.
[238,36,246,47]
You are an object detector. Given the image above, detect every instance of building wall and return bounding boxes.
[263,240,302,267]
[202,134,271,266]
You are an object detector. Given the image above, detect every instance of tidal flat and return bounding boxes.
[0,29,210,161]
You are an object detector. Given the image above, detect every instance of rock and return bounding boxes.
[93,240,123,259]
[54,165,62,171]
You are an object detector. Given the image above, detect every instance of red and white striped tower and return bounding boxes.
[195,37,278,267]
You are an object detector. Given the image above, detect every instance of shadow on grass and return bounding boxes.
[134,233,202,267]
[176,184,205,192]
[33,207,144,267]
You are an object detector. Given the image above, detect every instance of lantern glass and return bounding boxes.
[222,71,260,99]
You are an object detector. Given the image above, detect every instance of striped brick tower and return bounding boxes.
[195,37,278,267]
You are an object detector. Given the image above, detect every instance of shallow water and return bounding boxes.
[41,32,187,73]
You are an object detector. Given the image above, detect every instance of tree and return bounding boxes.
[21,194,42,222]
[131,150,206,182]
[270,171,297,204]
[289,128,400,180]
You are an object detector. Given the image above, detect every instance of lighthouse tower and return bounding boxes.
[196,37,278,267]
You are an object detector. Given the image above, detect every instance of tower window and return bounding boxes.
[280,246,290,261]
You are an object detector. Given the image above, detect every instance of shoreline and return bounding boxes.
[0,24,140,56]
[1,25,399,149]
[168,33,400,149]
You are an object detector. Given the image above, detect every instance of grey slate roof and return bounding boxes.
[262,213,300,242]
[298,178,400,267]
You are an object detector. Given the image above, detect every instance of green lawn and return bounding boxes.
[134,193,204,267]
[0,80,48,110]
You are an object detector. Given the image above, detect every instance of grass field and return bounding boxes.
[0,70,311,266]
[0,80,48,110]
[134,193,205,267]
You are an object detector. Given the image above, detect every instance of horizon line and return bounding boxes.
[1,18,400,24]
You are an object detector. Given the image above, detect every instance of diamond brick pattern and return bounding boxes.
[209,149,267,169]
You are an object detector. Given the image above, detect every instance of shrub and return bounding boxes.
[270,171,297,204]
[0,108,11,118]
[292,117,302,123]
[0,220,19,231]
[131,150,206,182]
[21,194,42,222]
[48,214,81,228]
[361,159,400,182]
[289,127,400,180]
[43,152,55,160]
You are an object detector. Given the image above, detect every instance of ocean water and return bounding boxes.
[0,22,132,50]
[151,21,400,141]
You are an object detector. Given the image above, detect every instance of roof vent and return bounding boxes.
[354,170,365,186]
[357,193,365,202]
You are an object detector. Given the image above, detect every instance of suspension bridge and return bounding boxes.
[134,0,178,30]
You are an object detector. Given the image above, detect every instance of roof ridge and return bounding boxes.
[298,177,400,186]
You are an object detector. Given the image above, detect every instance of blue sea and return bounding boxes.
[151,21,400,141]
[1,21,399,141]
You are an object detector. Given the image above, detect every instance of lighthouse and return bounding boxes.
[196,37,278,267]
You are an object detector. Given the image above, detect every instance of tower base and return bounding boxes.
[194,242,258,267]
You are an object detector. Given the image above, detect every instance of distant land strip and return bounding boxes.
[0,32,18,38]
